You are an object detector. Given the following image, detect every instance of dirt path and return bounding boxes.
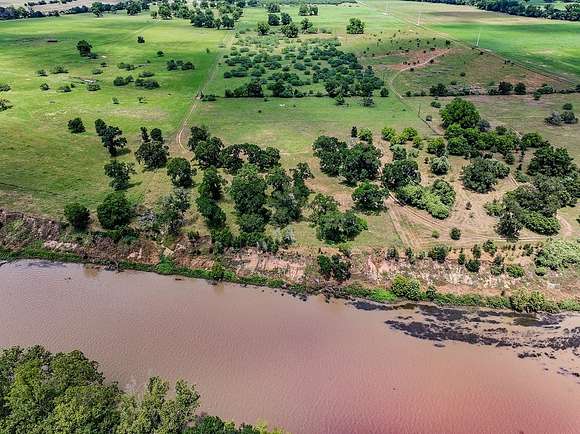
[171,32,235,154]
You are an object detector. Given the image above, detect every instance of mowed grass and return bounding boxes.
[364,0,580,82]
[0,12,226,215]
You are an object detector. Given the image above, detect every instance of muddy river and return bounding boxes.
[0,260,578,433]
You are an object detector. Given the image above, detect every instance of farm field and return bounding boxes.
[1,1,579,252]
[365,0,580,82]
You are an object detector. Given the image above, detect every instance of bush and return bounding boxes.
[482,239,497,255]
[317,254,351,282]
[506,264,524,278]
[535,239,580,270]
[390,275,422,301]
[97,191,132,229]
[428,245,448,263]
[465,258,480,273]
[510,289,549,313]
[450,227,461,240]
[64,203,90,230]
[67,117,85,133]
[430,156,450,175]
[346,17,365,34]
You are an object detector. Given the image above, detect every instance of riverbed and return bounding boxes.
[0,260,578,433]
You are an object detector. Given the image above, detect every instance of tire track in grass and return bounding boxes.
[171,32,235,153]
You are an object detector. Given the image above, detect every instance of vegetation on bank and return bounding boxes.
[1,241,578,313]
[0,345,284,433]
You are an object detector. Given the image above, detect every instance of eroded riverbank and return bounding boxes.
[0,260,579,433]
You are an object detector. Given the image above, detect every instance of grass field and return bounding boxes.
[0,13,225,214]
[367,0,580,82]
[1,2,578,251]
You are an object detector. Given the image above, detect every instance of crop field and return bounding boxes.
[1,0,578,252]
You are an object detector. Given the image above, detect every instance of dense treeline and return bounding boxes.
[0,345,282,434]
[402,0,580,21]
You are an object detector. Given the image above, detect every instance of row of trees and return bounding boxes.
[0,345,280,434]
[0,0,149,20]
[402,0,580,22]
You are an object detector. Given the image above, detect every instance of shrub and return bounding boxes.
[64,203,90,230]
[430,156,450,175]
[97,191,132,229]
[506,264,524,278]
[381,127,396,141]
[482,239,497,255]
[428,245,448,263]
[67,117,85,133]
[535,239,580,270]
[450,227,461,240]
[510,290,549,313]
[465,258,480,273]
[317,254,351,282]
[390,275,422,301]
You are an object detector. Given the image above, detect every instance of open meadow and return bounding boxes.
[1,0,579,253]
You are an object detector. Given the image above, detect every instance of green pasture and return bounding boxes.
[0,13,226,215]
[365,0,580,82]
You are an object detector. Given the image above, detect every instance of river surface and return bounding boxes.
[0,260,579,433]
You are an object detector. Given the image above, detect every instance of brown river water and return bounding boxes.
[0,260,579,433]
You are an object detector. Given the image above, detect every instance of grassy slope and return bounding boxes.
[0,13,225,214]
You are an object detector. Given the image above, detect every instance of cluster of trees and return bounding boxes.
[308,193,367,243]
[223,38,385,98]
[313,135,382,185]
[185,125,317,249]
[0,345,280,434]
[545,110,577,126]
[190,2,242,28]
[487,80,526,96]
[402,0,580,22]
[95,118,127,156]
[491,144,578,239]
[298,3,318,15]
[167,59,195,71]
[135,127,169,170]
